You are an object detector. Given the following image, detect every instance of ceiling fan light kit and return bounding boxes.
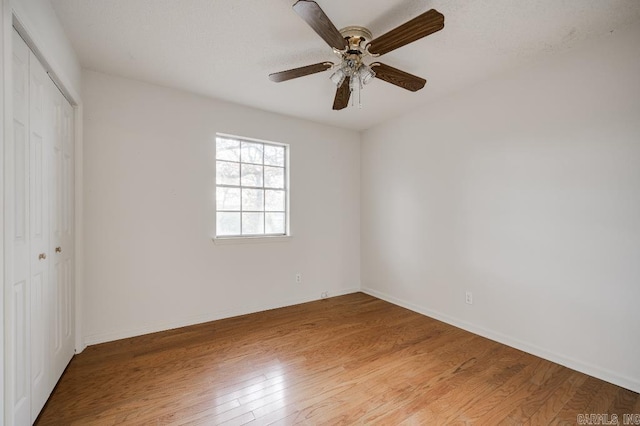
[328,26,377,108]
[269,0,444,110]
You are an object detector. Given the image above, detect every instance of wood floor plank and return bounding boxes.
[607,386,639,419]
[422,345,527,423]
[583,382,622,415]
[498,365,575,424]
[248,398,298,424]
[445,355,547,423]
[35,293,639,425]
[552,375,606,424]
[524,370,589,425]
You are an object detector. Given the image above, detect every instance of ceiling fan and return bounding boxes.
[269,1,445,110]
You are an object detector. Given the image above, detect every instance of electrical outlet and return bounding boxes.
[295,273,302,283]
[465,291,473,305]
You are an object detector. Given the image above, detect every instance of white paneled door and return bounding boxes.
[27,31,51,420]
[10,24,32,426]
[49,73,75,385]
[5,29,75,425]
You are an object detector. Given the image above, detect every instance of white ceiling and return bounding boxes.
[50,0,640,131]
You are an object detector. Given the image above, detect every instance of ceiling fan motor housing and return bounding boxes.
[340,26,373,53]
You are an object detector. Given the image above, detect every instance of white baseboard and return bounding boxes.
[83,287,360,347]
[361,287,640,394]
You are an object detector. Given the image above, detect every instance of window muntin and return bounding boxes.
[215,135,288,237]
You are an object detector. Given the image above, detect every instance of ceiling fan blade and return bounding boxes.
[372,63,426,92]
[293,0,347,50]
[332,77,351,110]
[367,9,444,56]
[269,62,333,82]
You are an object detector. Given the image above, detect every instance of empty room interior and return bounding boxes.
[2,0,640,424]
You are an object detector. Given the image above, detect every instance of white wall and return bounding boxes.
[361,24,640,392]
[81,70,361,344]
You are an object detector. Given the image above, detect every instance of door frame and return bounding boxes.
[2,1,84,424]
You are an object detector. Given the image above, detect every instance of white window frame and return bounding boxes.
[214,133,290,242]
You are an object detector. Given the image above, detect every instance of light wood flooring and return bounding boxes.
[36,292,639,425]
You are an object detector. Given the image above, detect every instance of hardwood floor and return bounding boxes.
[36,293,639,425]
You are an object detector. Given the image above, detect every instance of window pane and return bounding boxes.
[264,166,284,189]
[266,213,285,234]
[242,188,264,211]
[265,190,285,212]
[216,161,240,186]
[264,145,285,167]
[242,212,264,235]
[241,142,263,164]
[216,187,240,211]
[216,136,288,238]
[216,138,240,161]
[217,212,240,236]
[241,164,263,187]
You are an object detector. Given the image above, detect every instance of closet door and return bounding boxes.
[9,25,33,426]
[49,81,75,383]
[28,40,52,420]
[7,28,72,425]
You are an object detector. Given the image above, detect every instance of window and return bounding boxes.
[215,134,288,238]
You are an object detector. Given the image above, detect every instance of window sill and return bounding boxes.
[212,235,292,245]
